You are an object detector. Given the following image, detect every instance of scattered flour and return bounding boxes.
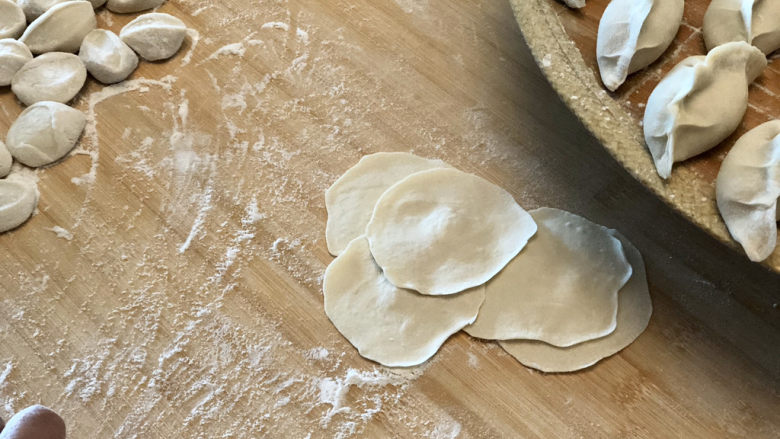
[45,226,74,241]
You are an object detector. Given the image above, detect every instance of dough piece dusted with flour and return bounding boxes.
[0,405,66,439]
[12,52,86,106]
[703,0,780,55]
[597,0,684,91]
[19,1,96,55]
[106,0,164,13]
[325,152,447,256]
[79,29,138,84]
[0,176,38,233]
[366,168,537,296]
[0,39,33,87]
[465,208,632,347]
[120,13,186,61]
[643,41,766,179]
[0,140,12,178]
[6,101,86,167]
[499,232,652,373]
[716,120,780,262]
[324,236,485,367]
[0,0,26,40]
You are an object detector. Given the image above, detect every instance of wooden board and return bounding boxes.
[512,0,780,271]
[0,1,778,437]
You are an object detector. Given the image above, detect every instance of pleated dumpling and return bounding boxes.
[703,0,780,55]
[597,0,684,91]
[643,41,766,179]
[716,120,780,262]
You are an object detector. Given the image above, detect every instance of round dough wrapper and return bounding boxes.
[0,39,33,87]
[366,167,537,296]
[499,232,652,373]
[0,140,12,178]
[79,29,138,84]
[6,101,86,168]
[0,176,38,233]
[11,52,86,106]
[325,152,447,256]
[0,0,26,40]
[465,207,632,347]
[19,1,96,55]
[119,13,186,61]
[324,236,486,367]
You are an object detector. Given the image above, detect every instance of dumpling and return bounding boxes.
[643,41,766,179]
[597,0,684,91]
[716,120,780,262]
[703,0,780,55]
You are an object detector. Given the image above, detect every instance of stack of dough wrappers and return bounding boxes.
[322,152,652,373]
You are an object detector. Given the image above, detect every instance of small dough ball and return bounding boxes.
[0,140,12,178]
[11,52,87,106]
[0,405,66,439]
[16,0,72,22]
[6,101,86,168]
[120,12,186,61]
[0,176,39,233]
[0,39,33,87]
[499,232,652,373]
[324,236,486,367]
[464,208,632,347]
[0,0,26,40]
[79,29,138,84]
[366,167,537,296]
[19,1,96,55]
[325,152,448,256]
[106,0,164,13]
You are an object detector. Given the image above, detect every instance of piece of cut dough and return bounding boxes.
[0,0,26,40]
[499,232,652,373]
[19,1,96,55]
[79,29,138,84]
[17,0,72,22]
[11,52,86,106]
[703,0,780,55]
[325,152,448,256]
[6,101,86,168]
[464,208,632,347]
[366,167,537,296]
[0,39,33,87]
[120,12,186,61]
[643,41,766,179]
[597,0,684,91]
[0,176,39,233]
[324,236,486,367]
[0,140,12,178]
[106,0,164,13]
[716,120,780,262]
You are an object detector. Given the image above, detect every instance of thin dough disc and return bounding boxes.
[464,208,632,347]
[325,152,447,256]
[366,168,537,296]
[323,236,486,367]
[499,232,652,373]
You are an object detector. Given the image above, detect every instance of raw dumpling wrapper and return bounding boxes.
[643,41,766,179]
[716,120,780,262]
[703,0,780,55]
[325,152,447,256]
[499,232,652,373]
[597,0,684,91]
[366,167,537,296]
[323,236,485,367]
[465,208,632,347]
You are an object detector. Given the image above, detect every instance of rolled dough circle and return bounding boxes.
[464,207,632,347]
[325,152,447,256]
[324,236,485,367]
[366,167,537,296]
[499,232,652,373]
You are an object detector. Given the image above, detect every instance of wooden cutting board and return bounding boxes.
[512,0,780,271]
[0,1,778,437]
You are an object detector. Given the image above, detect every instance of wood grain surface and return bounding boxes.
[513,0,780,271]
[0,1,778,437]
